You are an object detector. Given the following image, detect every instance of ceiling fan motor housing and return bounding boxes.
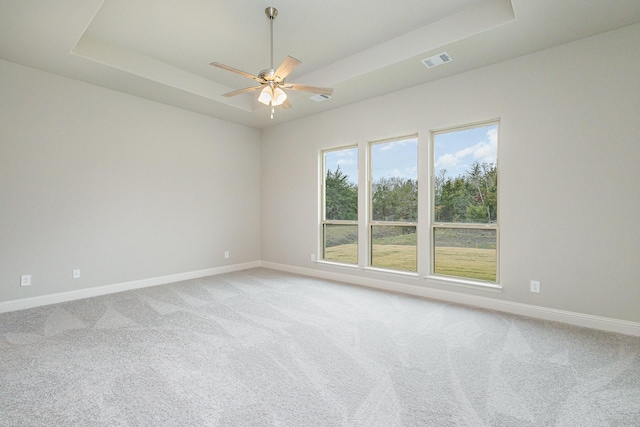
[259,69,286,85]
[259,69,276,81]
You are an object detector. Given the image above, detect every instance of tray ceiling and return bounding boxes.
[1,0,639,128]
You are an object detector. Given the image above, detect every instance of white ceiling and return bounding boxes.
[1,0,639,129]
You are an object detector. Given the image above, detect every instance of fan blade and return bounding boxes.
[282,98,292,109]
[274,56,301,80]
[210,62,263,83]
[282,84,333,96]
[222,85,264,97]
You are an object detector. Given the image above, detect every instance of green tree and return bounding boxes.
[435,162,497,223]
[325,166,358,220]
[372,176,418,222]
[434,169,447,221]
[466,161,497,223]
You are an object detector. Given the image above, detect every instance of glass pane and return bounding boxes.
[433,228,497,282]
[371,137,418,222]
[324,148,358,220]
[433,124,498,223]
[371,225,417,272]
[323,224,358,264]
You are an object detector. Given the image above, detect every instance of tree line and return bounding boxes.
[434,161,497,223]
[325,161,497,224]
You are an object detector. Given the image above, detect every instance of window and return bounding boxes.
[432,122,499,282]
[321,147,358,264]
[369,136,418,272]
[318,123,498,287]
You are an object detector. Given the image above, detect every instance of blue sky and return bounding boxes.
[325,146,358,184]
[324,124,497,184]
[371,137,418,182]
[434,124,498,179]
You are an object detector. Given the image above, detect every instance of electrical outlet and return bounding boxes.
[21,275,31,287]
[72,269,80,279]
[224,251,230,259]
[530,280,540,293]
[310,254,316,261]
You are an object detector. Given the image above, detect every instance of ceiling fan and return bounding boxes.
[210,7,333,119]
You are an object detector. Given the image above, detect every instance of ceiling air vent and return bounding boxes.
[421,52,452,69]
[309,93,332,102]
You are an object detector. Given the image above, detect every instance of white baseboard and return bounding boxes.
[3,260,639,337]
[260,261,640,337]
[0,261,260,314]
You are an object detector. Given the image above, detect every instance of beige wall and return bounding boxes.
[0,59,261,302]
[1,24,638,325]
[260,24,640,322]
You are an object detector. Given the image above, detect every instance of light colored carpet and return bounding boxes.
[1,268,639,426]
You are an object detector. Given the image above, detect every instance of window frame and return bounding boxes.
[320,145,359,266]
[367,135,419,274]
[429,120,500,285]
[316,122,502,291]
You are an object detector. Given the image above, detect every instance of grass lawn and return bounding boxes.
[324,243,496,281]
[371,244,417,271]
[324,244,358,265]
[434,246,496,282]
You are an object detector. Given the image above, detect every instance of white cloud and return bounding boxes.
[379,140,406,151]
[434,153,460,169]
[405,166,417,177]
[435,129,497,171]
[473,142,496,163]
[488,128,498,144]
[475,129,498,163]
[337,158,355,166]
[379,143,394,151]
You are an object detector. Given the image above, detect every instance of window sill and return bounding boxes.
[315,261,420,280]
[362,267,420,279]
[424,275,502,292]
[314,260,360,270]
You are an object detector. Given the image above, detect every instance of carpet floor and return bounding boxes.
[1,268,639,426]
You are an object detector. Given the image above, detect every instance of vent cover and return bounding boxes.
[421,52,452,68]
[309,93,332,102]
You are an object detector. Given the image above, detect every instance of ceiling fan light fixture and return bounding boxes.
[258,86,273,105]
[257,85,287,107]
[272,87,287,106]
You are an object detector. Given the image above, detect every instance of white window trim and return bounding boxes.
[368,135,419,272]
[429,120,500,284]
[363,266,420,279]
[320,145,359,265]
[314,259,360,270]
[425,274,503,292]
[317,122,500,289]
